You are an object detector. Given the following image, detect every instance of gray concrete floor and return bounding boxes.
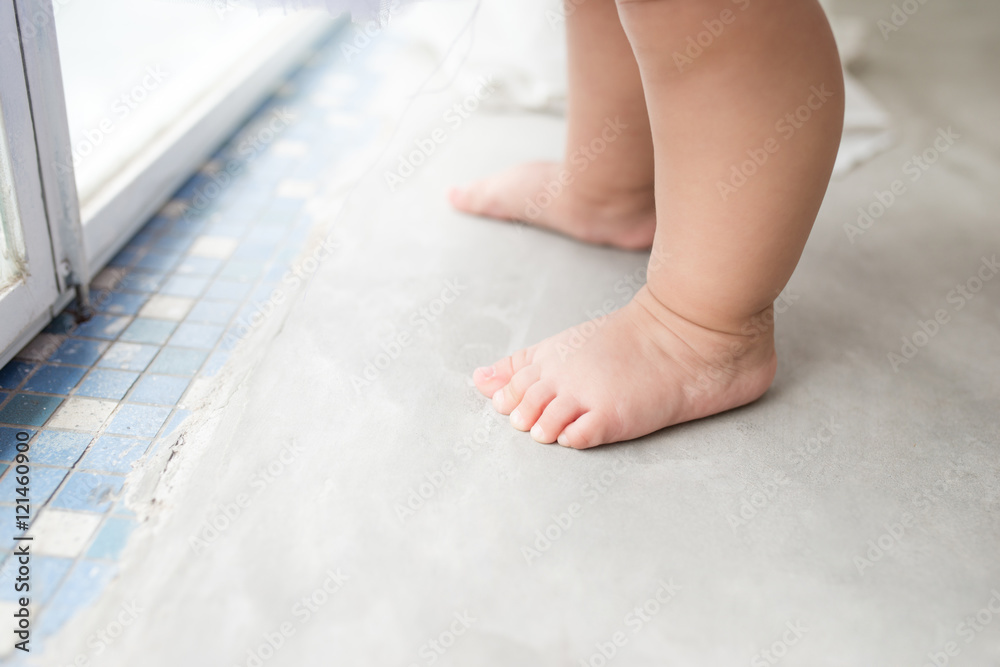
[42,1,999,665]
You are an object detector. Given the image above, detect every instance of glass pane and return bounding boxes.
[0,103,27,293]
[53,0,300,208]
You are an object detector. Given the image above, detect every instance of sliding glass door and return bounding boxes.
[0,0,336,365]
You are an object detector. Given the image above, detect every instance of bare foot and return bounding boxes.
[449,161,656,250]
[472,286,777,449]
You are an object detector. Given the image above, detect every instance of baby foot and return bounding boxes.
[449,161,656,250]
[472,286,778,448]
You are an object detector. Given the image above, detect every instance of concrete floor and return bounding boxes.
[41,1,999,665]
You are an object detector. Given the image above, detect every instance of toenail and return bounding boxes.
[492,389,504,406]
[510,409,523,427]
[530,423,545,441]
[477,366,495,379]
[557,434,570,447]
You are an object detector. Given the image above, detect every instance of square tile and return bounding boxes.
[79,436,150,474]
[93,291,148,316]
[30,431,93,466]
[43,312,77,335]
[90,267,127,291]
[52,473,124,513]
[97,342,159,372]
[174,255,222,276]
[134,251,180,273]
[275,178,316,199]
[106,405,171,438]
[0,361,35,390]
[231,241,275,261]
[129,375,190,405]
[49,339,109,366]
[118,271,165,293]
[0,395,62,427]
[86,517,136,560]
[28,510,103,558]
[75,369,139,401]
[188,235,238,259]
[138,295,194,320]
[22,365,87,395]
[168,323,224,349]
[47,398,117,431]
[148,348,208,376]
[119,318,177,345]
[201,349,232,376]
[185,300,238,325]
[204,279,252,301]
[73,315,131,341]
[159,275,209,298]
[36,561,118,637]
[0,428,35,462]
[0,465,67,505]
[219,259,262,281]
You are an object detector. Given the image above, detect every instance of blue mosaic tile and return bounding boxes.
[51,472,124,513]
[232,241,274,261]
[0,516,27,550]
[175,256,223,276]
[93,291,148,316]
[0,465,68,505]
[118,318,177,345]
[79,436,149,474]
[160,409,191,440]
[42,312,77,335]
[0,395,62,427]
[185,300,238,325]
[134,251,180,273]
[73,315,131,341]
[0,428,35,462]
[0,555,72,605]
[159,275,209,298]
[0,361,35,390]
[36,561,118,637]
[137,376,191,406]
[168,323,224,349]
[204,221,247,238]
[106,405,171,438]
[219,259,263,281]
[118,271,165,293]
[147,347,208,376]
[22,365,87,395]
[153,234,193,253]
[108,247,139,267]
[97,342,160,372]
[201,349,232,377]
[76,369,140,401]
[30,431,92,467]
[204,278,253,301]
[49,338,109,366]
[85,517,137,561]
